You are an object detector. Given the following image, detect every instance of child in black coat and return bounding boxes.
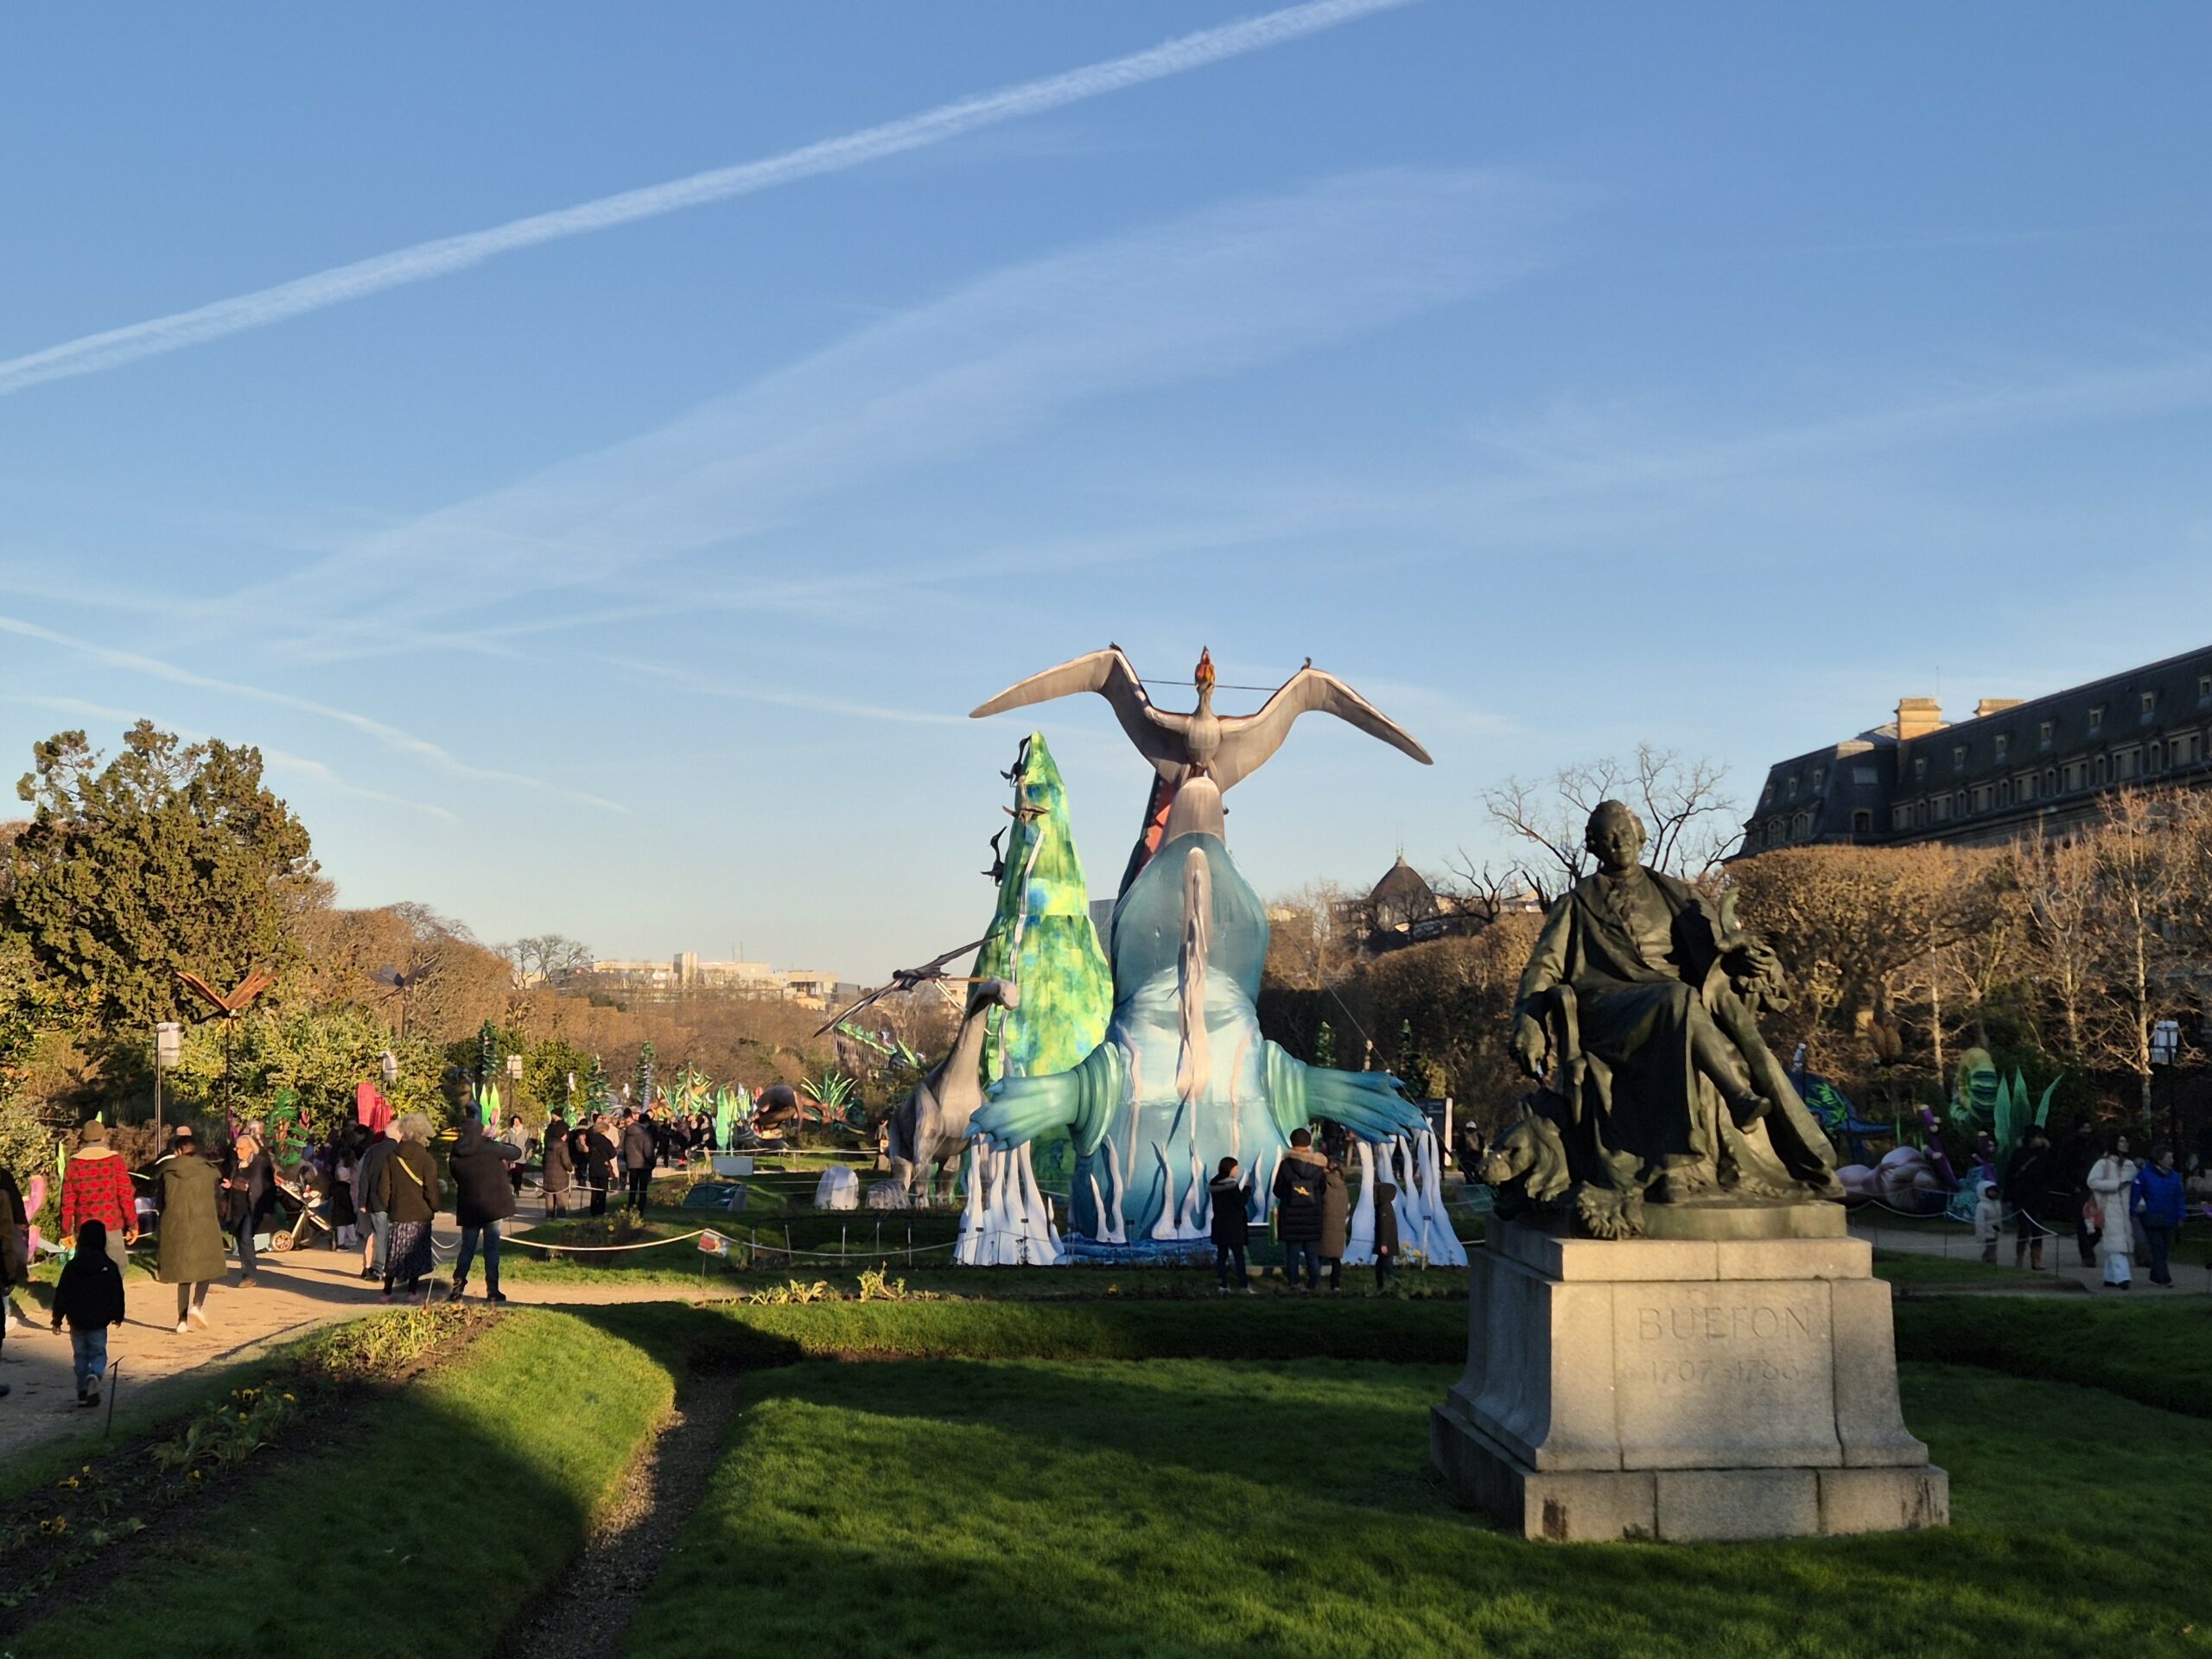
[51,1219,125,1407]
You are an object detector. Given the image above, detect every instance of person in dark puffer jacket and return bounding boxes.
[1272,1128,1328,1290]
[1208,1157,1252,1294]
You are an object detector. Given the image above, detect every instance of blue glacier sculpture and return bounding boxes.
[969,647,1433,1255]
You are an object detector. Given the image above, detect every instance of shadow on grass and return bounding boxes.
[626,1356,2212,1659]
[3,1312,672,1659]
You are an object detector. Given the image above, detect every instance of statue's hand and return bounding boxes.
[1510,1014,1549,1079]
[969,1077,1077,1152]
[970,1042,1128,1157]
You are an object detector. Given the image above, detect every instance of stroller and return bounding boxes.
[265,1172,337,1253]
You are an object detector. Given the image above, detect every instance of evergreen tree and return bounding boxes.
[7,723,315,1025]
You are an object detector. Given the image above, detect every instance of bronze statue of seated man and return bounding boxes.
[1510,800,1840,1207]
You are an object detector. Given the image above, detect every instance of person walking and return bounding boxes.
[2003,1124,2055,1271]
[49,1219,125,1407]
[375,1114,442,1304]
[621,1112,656,1212]
[1272,1128,1328,1291]
[541,1114,572,1219]
[2088,1134,2140,1289]
[0,1164,31,1334]
[59,1122,137,1277]
[1319,1157,1350,1292]
[223,1121,275,1287]
[448,1120,519,1303]
[2058,1121,2101,1268]
[0,1177,24,1395]
[156,1127,226,1332]
[1208,1157,1251,1294]
[355,1122,398,1282]
[2135,1146,2185,1288]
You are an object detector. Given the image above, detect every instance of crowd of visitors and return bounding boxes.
[1973,1120,2193,1289]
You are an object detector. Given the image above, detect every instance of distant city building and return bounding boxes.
[587,955,842,1007]
[1740,642,2212,855]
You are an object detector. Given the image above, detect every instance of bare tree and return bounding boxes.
[1440,853,1526,926]
[496,934,596,989]
[1483,745,1739,902]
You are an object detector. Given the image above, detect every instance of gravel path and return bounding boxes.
[499,1372,743,1659]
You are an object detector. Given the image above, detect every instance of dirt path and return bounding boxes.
[0,1206,728,1464]
[499,1372,742,1659]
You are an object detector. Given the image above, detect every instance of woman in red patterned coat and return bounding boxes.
[60,1122,137,1278]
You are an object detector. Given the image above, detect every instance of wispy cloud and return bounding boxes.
[1,694,457,818]
[0,613,625,813]
[217,166,1557,658]
[0,0,1416,399]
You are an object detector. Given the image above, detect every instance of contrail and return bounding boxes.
[0,0,1417,398]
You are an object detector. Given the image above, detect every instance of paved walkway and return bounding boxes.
[1849,1208,2212,1296]
[0,1202,705,1463]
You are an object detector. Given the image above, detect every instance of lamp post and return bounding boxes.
[154,1021,182,1143]
[2152,1018,2183,1152]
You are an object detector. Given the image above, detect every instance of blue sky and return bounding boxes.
[2,2,2207,982]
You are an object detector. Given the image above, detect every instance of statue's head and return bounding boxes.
[1584,800,1647,875]
[1194,647,1215,691]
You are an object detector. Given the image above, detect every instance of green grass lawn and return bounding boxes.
[627,1352,2212,1659]
[5,1309,674,1659]
[1870,1250,2069,1289]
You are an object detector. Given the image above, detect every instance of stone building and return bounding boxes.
[1740,642,2212,855]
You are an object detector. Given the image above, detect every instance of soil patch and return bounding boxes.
[498,1371,743,1659]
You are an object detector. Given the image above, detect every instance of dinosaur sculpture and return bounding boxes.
[968,649,1431,1254]
[886,978,1018,1206]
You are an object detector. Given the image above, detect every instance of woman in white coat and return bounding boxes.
[2087,1134,2140,1289]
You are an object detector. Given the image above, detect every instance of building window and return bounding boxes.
[1913,756,1928,783]
[2094,753,2109,786]
[2039,719,2055,749]
[2117,747,2139,781]
[1998,779,2012,807]
[2044,766,2058,796]
[1786,774,1799,801]
[1853,765,1878,785]
[1891,804,1910,831]
[2089,705,2105,735]
[2148,741,2164,772]
[2200,674,2211,706]
[1761,783,1774,807]
[1811,766,1827,791]
[1852,809,1873,836]
[1952,745,1967,773]
[1793,810,1812,839]
[1994,734,2008,762]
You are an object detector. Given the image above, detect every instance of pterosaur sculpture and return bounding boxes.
[967,648,1440,1258]
[972,645,1433,891]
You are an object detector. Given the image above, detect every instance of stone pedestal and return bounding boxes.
[1430,1213,1948,1541]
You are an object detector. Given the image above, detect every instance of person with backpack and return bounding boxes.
[50,1218,125,1407]
[1272,1128,1327,1291]
[1208,1156,1252,1294]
